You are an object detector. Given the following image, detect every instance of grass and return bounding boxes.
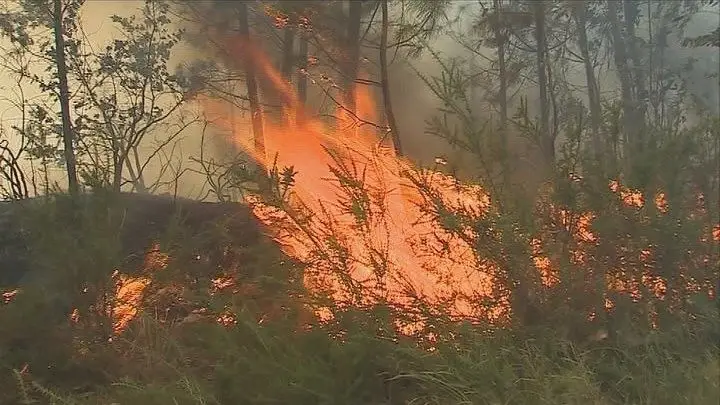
[0,192,718,405]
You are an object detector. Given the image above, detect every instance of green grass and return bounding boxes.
[0,193,718,405]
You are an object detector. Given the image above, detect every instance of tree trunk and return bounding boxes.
[113,151,146,193]
[281,24,295,123]
[344,0,363,115]
[52,0,79,197]
[281,26,295,84]
[573,0,602,156]
[112,146,122,192]
[379,0,402,156]
[607,0,637,158]
[493,0,508,127]
[129,146,147,193]
[297,34,308,123]
[622,0,647,138]
[237,1,265,159]
[491,0,511,188]
[533,1,552,165]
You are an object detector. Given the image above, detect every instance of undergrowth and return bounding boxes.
[0,189,717,405]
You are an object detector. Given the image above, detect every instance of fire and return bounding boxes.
[216,306,238,327]
[2,289,18,304]
[609,179,644,208]
[194,36,718,333]
[110,242,169,334]
[112,275,151,334]
[199,39,501,327]
[654,192,668,213]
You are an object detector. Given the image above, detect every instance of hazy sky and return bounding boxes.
[0,1,214,198]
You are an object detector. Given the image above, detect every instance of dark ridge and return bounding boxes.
[0,192,265,287]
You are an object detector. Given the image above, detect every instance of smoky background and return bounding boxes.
[0,0,717,199]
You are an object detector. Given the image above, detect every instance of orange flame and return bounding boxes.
[111,242,169,334]
[609,180,644,208]
[199,38,502,327]
[198,37,717,332]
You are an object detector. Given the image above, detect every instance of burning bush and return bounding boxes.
[196,43,719,345]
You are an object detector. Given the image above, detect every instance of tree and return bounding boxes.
[570,0,602,157]
[270,0,316,121]
[0,0,84,196]
[379,0,402,155]
[297,31,309,122]
[344,0,364,116]
[623,0,648,133]
[72,0,189,192]
[533,0,552,166]
[492,0,509,127]
[606,0,638,161]
[236,0,265,159]
[280,14,295,83]
[0,0,192,194]
[51,0,79,196]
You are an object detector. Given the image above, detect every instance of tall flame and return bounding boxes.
[198,38,503,326]
[196,37,719,330]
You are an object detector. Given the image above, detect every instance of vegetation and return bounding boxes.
[0,0,718,404]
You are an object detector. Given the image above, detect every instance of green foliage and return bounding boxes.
[0,0,191,194]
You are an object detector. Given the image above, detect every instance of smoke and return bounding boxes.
[1,0,716,199]
[141,0,720,190]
